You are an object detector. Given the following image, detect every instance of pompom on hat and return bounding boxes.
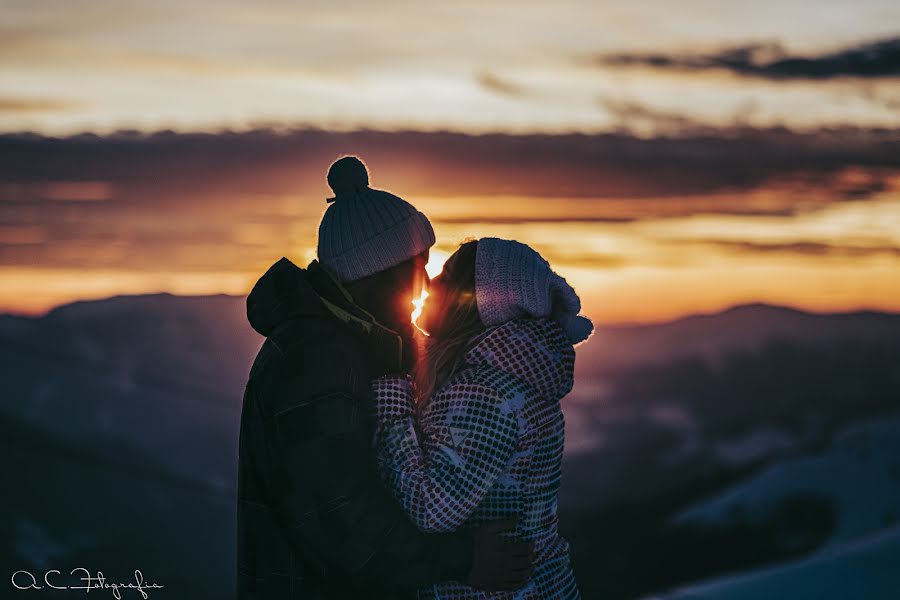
[317,156,435,282]
[325,155,369,198]
[475,238,594,345]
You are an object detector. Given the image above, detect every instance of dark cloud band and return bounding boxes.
[2,126,898,204]
[593,36,900,80]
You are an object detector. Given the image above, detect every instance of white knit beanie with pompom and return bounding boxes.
[475,237,594,345]
[316,156,435,282]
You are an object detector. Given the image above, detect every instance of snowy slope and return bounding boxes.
[576,303,900,376]
[672,416,900,547]
[645,526,900,600]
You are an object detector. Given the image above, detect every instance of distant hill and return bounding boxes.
[576,303,900,376]
[6,295,900,389]
[0,292,257,491]
[1,292,259,397]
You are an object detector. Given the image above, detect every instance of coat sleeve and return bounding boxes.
[372,374,520,533]
[267,346,473,588]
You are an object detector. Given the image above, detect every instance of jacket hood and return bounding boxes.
[246,257,408,373]
[247,257,321,337]
[462,317,575,402]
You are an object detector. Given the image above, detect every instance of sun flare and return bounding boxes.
[410,249,450,328]
[411,289,429,328]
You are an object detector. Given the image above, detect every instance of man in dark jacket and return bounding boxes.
[237,156,532,599]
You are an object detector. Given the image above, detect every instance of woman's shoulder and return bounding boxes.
[456,360,525,386]
[457,317,575,401]
[430,361,530,420]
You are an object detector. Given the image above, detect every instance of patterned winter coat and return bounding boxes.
[373,317,581,599]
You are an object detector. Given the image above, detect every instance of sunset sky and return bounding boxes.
[1,0,899,324]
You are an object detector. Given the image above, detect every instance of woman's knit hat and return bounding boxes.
[475,237,594,345]
[317,156,435,282]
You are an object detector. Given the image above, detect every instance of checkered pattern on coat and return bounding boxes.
[373,317,582,599]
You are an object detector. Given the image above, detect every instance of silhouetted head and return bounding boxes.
[418,240,479,339]
[316,154,434,343]
[414,240,485,402]
[317,154,434,280]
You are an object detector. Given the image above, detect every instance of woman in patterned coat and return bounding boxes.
[372,238,594,599]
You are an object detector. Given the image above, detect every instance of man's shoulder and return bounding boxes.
[270,315,365,358]
[251,316,372,412]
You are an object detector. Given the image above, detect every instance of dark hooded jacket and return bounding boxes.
[237,257,472,600]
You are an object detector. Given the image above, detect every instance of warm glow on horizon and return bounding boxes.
[3,193,900,324]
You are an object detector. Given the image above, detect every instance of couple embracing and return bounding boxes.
[237,156,593,599]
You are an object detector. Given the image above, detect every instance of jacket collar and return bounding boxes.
[305,260,406,373]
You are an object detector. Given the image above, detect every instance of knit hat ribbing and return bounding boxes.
[475,237,594,345]
[317,156,435,282]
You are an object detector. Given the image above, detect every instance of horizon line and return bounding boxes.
[3,291,899,330]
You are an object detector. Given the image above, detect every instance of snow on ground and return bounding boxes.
[644,525,900,600]
[672,416,900,546]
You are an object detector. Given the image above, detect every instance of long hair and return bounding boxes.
[413,240,486,411]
